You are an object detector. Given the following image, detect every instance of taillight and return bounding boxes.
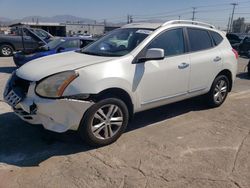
[232,49,239,60]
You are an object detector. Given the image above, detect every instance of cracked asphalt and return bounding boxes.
[0,57,250,188]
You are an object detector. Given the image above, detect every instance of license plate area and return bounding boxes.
[4,90,22,107]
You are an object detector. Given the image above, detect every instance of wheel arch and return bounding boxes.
[91,87,134,120]
[0,42,15,51]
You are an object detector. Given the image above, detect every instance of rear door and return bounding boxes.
[187,28,223,93]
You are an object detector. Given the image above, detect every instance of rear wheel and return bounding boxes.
[78,98,129,146]
[0,45,14,57]
[206,75,229,108]
[248,62,250,76]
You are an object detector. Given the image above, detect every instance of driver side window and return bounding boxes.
[147,28,185,57]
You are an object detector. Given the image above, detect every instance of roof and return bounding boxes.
[122,22,163,29]
[122,20,216,30]
[9,22,64,27]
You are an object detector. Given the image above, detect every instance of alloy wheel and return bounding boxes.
[91,104,124,140]
[213,79,228,104]
[2,47,12,56]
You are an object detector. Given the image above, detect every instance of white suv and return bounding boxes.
[4,20,238,146]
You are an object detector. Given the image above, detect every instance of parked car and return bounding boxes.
[4,20,238,146]
[13,37,95,67]
[226,33,242,50]
[0,26,53,57]
[238,36,250,56]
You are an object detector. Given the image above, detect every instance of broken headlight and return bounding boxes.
[35,71,79,98]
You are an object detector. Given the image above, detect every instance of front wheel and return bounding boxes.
[78,98,129,146]
[206,75,229,108]
[0,45,14,57]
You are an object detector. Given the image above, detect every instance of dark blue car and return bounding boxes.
[13,37,95,67]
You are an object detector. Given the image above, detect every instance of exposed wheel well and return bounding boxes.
[217,69,233,92]
[92,88,134,120]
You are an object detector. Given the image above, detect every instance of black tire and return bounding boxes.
[78,98,129,147]
[206,75,229,108]
[248,63,250,77]
[0,44,14,57]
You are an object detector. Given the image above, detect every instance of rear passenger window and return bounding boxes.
[187,28,212,52]
[210,31,223,46]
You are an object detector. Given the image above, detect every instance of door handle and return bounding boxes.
[214,56,222,62]
[178,63,189,69]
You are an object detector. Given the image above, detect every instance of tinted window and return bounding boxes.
[80,40,94,48]
[61,40,79,48]
[147,28,185,57]
[187,28,212,52]
[210,31,223,46]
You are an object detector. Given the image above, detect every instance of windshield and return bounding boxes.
[31,29,52,39]
[81,28,154,57]
[45,38,66,49]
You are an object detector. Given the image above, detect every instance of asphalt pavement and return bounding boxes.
[0,57,250,188]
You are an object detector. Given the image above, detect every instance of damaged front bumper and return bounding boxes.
[5,81,94,133]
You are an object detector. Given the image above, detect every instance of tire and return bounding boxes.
[248,63,250,77]
[0,44,14,57]
[78,98,129,147]
[206,75,229,108]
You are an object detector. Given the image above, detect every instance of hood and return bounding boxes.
[16,51,117,81]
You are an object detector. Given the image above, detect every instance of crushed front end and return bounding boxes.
[3,72,94,133]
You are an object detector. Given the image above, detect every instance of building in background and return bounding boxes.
[9,22,66,36]
[65,23,104,37]
[231,17,250,34]
[0,26,10,34]
[8,21,121,37]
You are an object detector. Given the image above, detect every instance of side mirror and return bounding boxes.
[57,47,65,53]
[137,48,164,63]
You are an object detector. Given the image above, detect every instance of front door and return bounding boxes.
[135,28,190,106]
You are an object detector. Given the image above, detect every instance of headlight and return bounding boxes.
[36,71,79,98]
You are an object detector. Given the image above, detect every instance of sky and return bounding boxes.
[0,0,250,29]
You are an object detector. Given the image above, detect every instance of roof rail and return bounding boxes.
[162,20,216,29]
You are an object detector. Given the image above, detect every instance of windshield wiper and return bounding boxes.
[81,51,103,56]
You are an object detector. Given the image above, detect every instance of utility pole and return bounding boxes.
[192,7,197,21]
[227,15,231,33]
[230,3,238,33]
[127,15,130,24]
[129,15,133,23]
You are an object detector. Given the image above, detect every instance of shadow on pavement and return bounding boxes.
[0,112,93,167]
[0,66,16,74]
[237,72,250,80]
[0,97,208,167]
[127,97,208,131]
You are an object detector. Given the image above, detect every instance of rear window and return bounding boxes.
[187,28,213,52]
[210,31,223,46]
